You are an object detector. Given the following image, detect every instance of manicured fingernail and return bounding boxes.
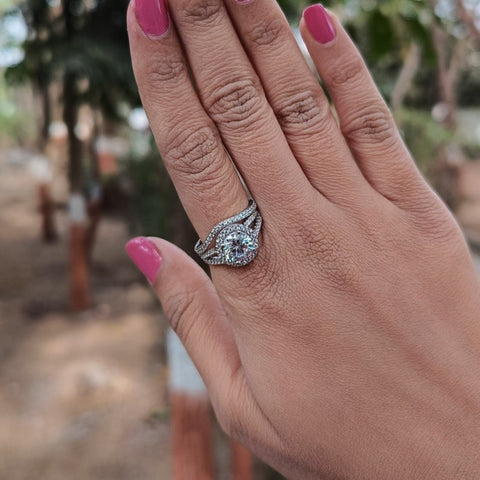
[126,237,162,283]
[135,0,169,38]
[304,4,336,44]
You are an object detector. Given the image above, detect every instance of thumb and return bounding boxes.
[125,236,240,399]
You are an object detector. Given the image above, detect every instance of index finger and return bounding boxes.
[127,0,248,241]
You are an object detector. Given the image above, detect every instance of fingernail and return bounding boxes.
[135,0,170,38]
[304,4,336,44]
[126,237,162,283]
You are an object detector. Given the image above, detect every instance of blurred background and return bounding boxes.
[0,0,479,478]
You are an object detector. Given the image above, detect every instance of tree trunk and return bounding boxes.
[63,69,90,310]
[433,27,455,128]
[231,441,253,480]
[86,110,102,261]
[431,24,464,130]
[167,330,214,480]
[391,43,421,113]
[63,72,83,192]
[69,193,91,310]
[430,11,465,207]
[86,189,102,262]
[455,0,480,43]
[36,80,57,243]
[38,183,58,243]
[37,79,51,151]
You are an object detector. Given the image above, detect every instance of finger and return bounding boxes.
[126,236,241,403]
[126,237,285,462]
[168,0,313,211]
[127,0,247,240]
[224,0,370,203]
[300,5,428,208]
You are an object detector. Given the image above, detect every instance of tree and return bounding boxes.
[5,0,138,309]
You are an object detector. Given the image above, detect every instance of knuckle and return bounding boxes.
[146,55,186,86]
[247,18,289,47]
[182,0,222,26]
[326,56,363,88]
[342,105,396,149]
[205,77,266,129]
[164,124,225,186]
[275,90,332,136]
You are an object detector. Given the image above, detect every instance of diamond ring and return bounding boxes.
[194,199,262,267]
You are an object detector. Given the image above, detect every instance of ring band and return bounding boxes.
[194,199,262,267]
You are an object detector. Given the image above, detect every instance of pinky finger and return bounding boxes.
[300,4,429,209]
[125,237,286,466]
[125,237,240,407]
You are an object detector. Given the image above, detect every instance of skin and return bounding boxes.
[126,1,480,478]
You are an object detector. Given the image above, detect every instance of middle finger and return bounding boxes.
[169,0,312,213]
[225,0,370,204]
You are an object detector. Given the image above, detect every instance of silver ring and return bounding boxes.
[194,199,262,267]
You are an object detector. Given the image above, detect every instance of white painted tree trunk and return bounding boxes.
[167,329,214,479]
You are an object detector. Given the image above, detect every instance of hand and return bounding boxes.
[126,1,480,478]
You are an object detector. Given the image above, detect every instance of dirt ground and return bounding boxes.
[0,149,172,480]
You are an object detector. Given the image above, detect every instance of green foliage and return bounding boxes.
[0,101,35,145]
[0,0,16,11]
[123,139,197,254]
[458,62,480,108]
[277,0,304,21]
[3,0,140,192]
[397,108,452,173]
[402,15,436,64]
[366,9,396,60]
[330,0,478,108]
[5,0,139,117]
[124,149,175,238]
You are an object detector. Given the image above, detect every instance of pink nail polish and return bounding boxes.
[135,0,169,38]
[304,4,336,44]
[126,237,162,283]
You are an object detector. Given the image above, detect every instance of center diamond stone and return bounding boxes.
[221,230,256,266]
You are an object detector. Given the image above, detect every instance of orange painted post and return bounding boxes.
[167,330,214,480]
[38,183,57,242]
[171,392,214,480]
[231,441,253,480]
[69,193,90,311]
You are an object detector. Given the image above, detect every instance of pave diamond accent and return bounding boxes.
[194,200,262,267]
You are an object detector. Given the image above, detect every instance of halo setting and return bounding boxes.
[194,200,262,267]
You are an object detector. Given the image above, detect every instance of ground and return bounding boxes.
[0,149,172,480]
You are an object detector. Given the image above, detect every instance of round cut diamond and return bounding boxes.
[221,230,256,266]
